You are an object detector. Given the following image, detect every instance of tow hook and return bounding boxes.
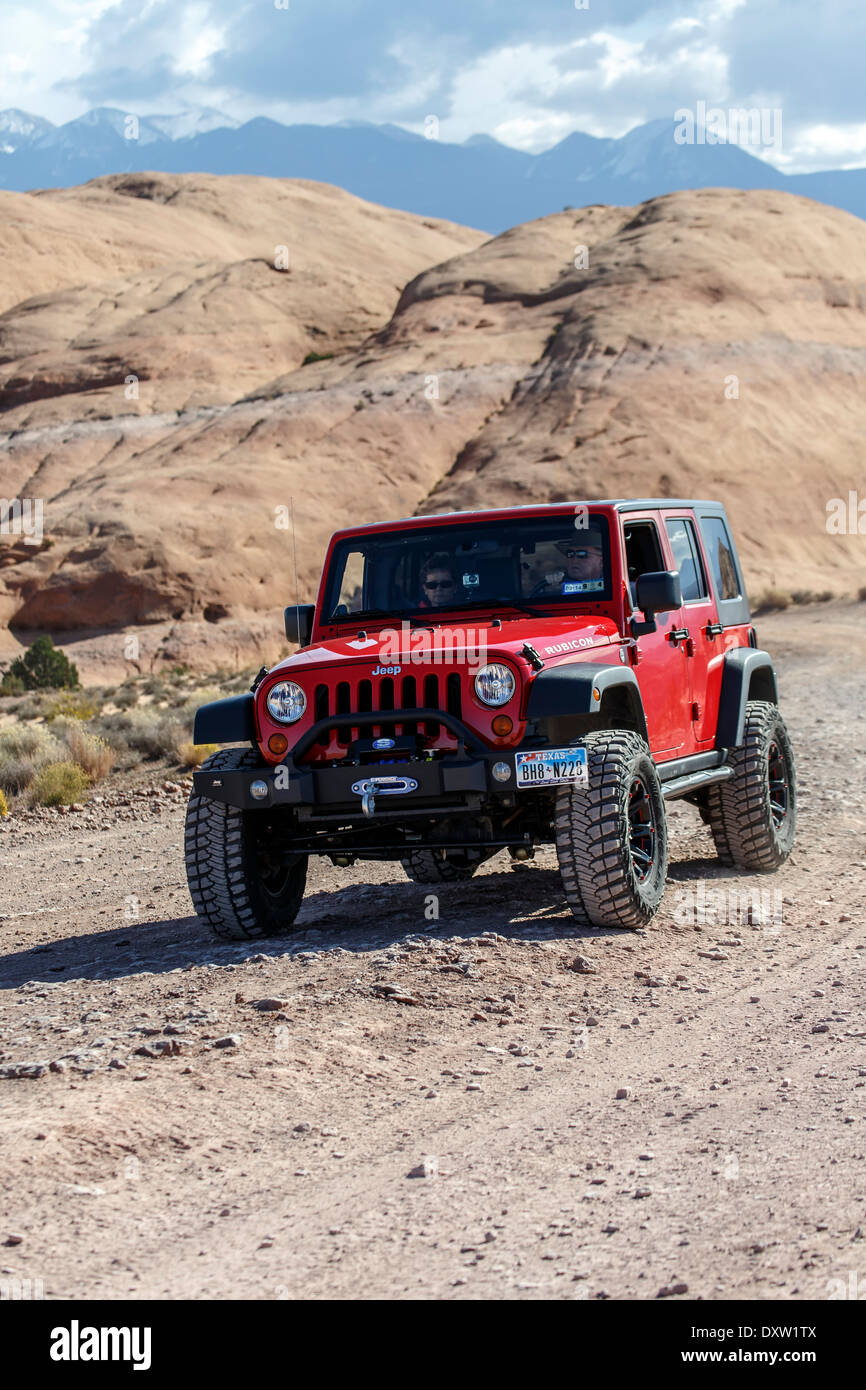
[351,775,419,817]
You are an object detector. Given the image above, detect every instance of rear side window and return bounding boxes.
[699,516,741,601]
[665,518,708,602]
[623,521,663,579]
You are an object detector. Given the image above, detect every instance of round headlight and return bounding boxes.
[266,680,306,724]
[474,663,516,708]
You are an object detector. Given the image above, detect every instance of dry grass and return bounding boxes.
[176,741,220,768]
[754,588,791,613]
[62,724,116,780]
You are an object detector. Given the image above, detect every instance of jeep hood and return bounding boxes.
[268,615,620,678]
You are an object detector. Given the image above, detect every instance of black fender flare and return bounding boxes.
[525,662,648,743]
[193,694,257,746]
[715,648,778,750]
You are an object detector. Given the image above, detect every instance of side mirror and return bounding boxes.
[284,604,315,647]
[636,570,682,616]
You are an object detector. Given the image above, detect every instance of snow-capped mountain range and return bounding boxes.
[2,106,865,232]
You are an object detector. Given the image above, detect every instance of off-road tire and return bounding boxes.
[555,730,668,929]
[401,849,480,884]
[185,748,307,939]
[707,700,796,871]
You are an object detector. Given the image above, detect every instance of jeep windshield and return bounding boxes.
[323,515,612,621]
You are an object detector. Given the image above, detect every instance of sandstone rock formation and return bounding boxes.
[1,179,864,677]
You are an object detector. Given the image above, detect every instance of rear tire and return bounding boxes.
[185,748,307,939]
[707,701,796,871]
[555,730,668,929]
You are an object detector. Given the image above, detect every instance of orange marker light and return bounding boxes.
[268,732,289,755]
[492,714,513,737]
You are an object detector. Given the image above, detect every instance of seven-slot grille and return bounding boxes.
[311,671,463,751]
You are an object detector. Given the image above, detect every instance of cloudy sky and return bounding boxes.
[2,0,864,170]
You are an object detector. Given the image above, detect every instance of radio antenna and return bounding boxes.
[290,496,301,647]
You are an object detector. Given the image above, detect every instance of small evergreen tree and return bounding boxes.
[0,636,80,693]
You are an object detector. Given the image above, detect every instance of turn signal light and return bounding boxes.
[492,714,513,737]
[268,732,289,755]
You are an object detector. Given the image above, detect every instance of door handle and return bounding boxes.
[668,627,690,645]
[705,622,724,638]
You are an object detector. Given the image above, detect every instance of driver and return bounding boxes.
[419,552,460,608]
[554,534,604,593]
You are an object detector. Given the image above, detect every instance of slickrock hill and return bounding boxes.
[1,181,864,677]
[0,171,485,421]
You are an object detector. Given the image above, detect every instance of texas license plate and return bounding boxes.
[514,748,588,789]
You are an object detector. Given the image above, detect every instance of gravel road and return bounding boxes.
[1,603,864,1301]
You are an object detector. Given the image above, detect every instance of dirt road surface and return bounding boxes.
[1,604,864,1301]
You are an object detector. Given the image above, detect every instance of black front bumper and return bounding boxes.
[192,749,513,814]
[193,705,528,815]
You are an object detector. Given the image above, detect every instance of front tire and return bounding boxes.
[707,701,796,871]
[185,748,308,939]
[555,730,668,929]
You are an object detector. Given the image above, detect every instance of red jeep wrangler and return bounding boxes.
[185,500,796,937]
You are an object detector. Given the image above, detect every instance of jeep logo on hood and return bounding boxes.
[371,664,402,676]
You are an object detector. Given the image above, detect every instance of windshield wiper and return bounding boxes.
[433,597,547,619]
[493,599,547,619]
[329,608,434,629]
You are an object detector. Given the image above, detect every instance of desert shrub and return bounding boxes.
[61,724,116,781]
[7,691,54,721]
[859,586,866,603]
[816,591,834,603]
[790,590,816,606]
[29,761,91,807]
[223,670,258,694]
[0,789,8,817]
[175,686,223,717]
[754,589,790,613]
[302,350,334,365]
[113,686,139,709]
[177,741,220,768]
[0,635,79,692]
[92,707,187,761]
[0,725,66,794]
[141,676,169,699]
[46,692,100,721]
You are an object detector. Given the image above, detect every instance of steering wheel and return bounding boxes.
[527,578,557,598]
